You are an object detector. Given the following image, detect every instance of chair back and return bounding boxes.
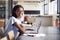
[8,30,14,40]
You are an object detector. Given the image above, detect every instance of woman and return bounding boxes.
[5,5,25,39]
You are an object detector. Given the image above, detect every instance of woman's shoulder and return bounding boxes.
[10,16,16,19]
[9,16,16,20]
[11,16,16,18]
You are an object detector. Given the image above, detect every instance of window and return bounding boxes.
[0,7,5,18]
[44,0,49,15]
[44,4,49,15]
[0,1,5,19]
[57,0,60,14]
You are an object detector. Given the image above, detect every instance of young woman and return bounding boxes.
[5,5,25,39]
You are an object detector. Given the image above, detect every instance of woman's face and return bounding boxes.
[16,7,24,18]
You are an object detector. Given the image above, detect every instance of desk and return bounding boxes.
[17,34,46,40]
[17,27,60,40]
[17,24,46,40]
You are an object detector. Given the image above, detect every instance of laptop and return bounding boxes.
[23,21,41,37]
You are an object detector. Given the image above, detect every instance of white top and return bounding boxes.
[5,16,24,39]
[5,16,20,31]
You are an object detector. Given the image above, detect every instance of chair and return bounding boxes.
[8,30,15,40]
[0,36,7,40]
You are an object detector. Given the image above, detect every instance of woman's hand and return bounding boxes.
[13,22,26,36]
[14,22,25,35]
[18,27,25,35]
[19,25,25,34]
[20,24,26,31]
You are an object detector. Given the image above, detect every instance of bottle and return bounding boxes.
[55,19,59,27]
[24,16,27,24]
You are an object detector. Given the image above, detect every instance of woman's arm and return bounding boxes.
[13,22,24,34]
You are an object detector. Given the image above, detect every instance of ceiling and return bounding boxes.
[0,0,44,6]
[0,0,44,2]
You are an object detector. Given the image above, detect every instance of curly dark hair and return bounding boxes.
[12,5,24,18]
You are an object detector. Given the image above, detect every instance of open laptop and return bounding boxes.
[23,21,42,37]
